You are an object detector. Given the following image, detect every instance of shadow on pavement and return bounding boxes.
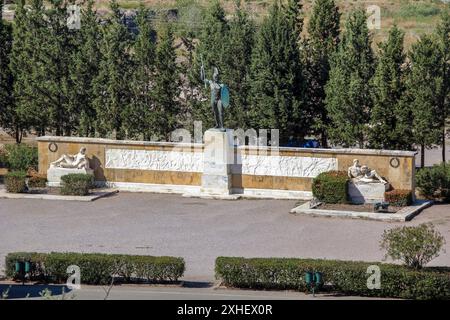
[0,283,72,299]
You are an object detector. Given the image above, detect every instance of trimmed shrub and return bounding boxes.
[384,189,413,207]
[215,257,450,300]
[380,223,446,270]
[27,174,47,188]
[60,173,94,196]
[3,144,38,171]
[312,171,349,204]
[5,252,185,285]
[416,163,450,202]
[5,171,27,193]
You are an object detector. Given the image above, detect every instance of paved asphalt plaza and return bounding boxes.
[1,193,449,283]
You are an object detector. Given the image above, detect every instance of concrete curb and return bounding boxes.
[0,189,118,202]
[290,200,433,222]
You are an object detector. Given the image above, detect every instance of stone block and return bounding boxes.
[47,166,94,186]
[348,181,389,204]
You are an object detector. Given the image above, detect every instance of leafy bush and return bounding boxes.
[312,171,349,204]
[3,144,38,171]
[5,252,185,285]
[416,163,450,202]
[380,223,446,270]
[4,171,27,193]
[215,257,450,300]
[60,173,94,196]
[384,189,413,207]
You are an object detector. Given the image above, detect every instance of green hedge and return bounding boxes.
[5,252,185,285]
[60,173,94,196]
[312,171,349,204]
[215,257,450,300]
[5,171,27,193]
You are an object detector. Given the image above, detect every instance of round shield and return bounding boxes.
[221,85,230,108]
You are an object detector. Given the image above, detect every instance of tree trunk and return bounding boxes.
[421,143,425,168]
[321,130,328,148]
[443,128,446,165]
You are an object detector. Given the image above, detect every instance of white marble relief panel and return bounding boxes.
[240,154,338,178]
[105,148,204,173]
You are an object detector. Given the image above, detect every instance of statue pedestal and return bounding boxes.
[349,180,390,204]
[47,166,94,187]
[200,129,234,196]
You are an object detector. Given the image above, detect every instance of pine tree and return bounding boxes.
[0,2,21,142]
[249,0,305,142]
[403,35,443,167]
[92,0,132,139]
[325,9,375,148]
[303,0,340,148]
[222,0,255,130]
[10,0,49,136]
[122,5,156,140]
[435,11,450,163]
[368,26,410,150]
[70,0,102,137]
[191,0,229,130]
[153,22,180,141]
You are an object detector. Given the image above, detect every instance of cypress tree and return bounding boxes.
[303,0,340,148]
[11,0,49,136]
[435,11,450,163]
[43,0,79,136]
[122,5,156,140]
[369,26,410,150]
[70,0,102,137]
[0,2,21,142]
[249,0,305,142]
[404,35,444,167]
[92,0,132,139]
[222,0,255,130]
[153,22,180,141]
[325,9,375,148]
[192,0,229,130]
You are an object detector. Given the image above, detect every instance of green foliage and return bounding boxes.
[92,0,132,139]
[153,23,180,141]
[5,171,27,193]
[60,173,94,196]
[369,26,412,150]
[416,163,450,201]
[325,9,375,148]
[0,3,20,142]
[249,0,306,142]
[398,3,441,18]
[70,0,102,137]
[403,35,444,164]
[215,256,450,300]
[123,5,156,140]
[384,189,413,207]
[380,223,446,270]
[3,144,38,171]
[5,252,185,284]
[303,0,340,147]
[312,171,349,204]
[222,1,255,129]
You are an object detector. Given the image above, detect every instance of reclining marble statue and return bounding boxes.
[347,159,389,204]
[47,147,93,186]
[51,147,90,169]
[348,159,388,184]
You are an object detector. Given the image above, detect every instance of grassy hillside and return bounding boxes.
[2,0,449,47]
[94,0,449,48]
